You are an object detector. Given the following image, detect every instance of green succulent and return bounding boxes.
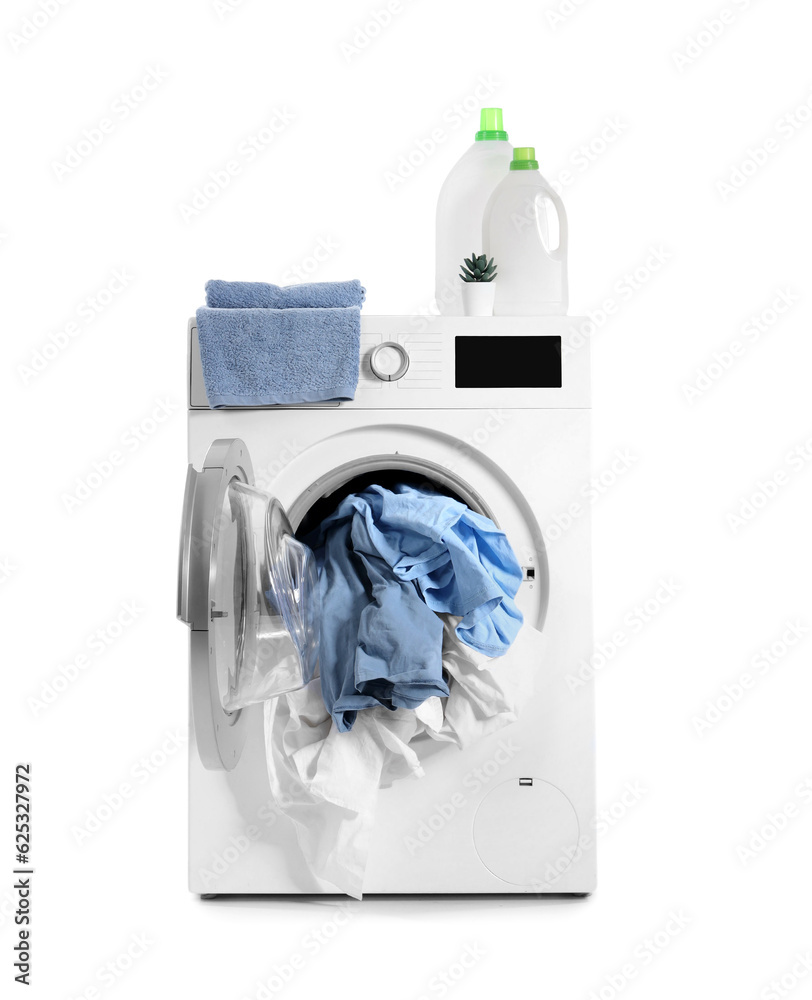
[459,252,497,283]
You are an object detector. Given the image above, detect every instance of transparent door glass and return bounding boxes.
[210,480,319,711]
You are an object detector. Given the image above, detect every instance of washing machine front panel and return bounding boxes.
[185,316,594,894]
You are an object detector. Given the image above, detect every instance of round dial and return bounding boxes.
[370,342,410,382]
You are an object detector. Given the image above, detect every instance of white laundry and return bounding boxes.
[263,685,425,898]
[263,618,546,897]
[421,616,513,745]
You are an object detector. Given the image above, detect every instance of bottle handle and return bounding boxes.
[536,188,568,263]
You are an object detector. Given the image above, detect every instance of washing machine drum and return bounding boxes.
[210,479,320,711]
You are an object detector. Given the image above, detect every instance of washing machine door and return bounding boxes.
[178,438,320,770]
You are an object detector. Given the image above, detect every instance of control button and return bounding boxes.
[370,341,410,382]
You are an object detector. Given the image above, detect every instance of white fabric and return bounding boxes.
[263,617,546,897]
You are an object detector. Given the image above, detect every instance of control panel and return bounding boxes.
[189,315,590,410]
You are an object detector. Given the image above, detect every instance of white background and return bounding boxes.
[3,0,812,997]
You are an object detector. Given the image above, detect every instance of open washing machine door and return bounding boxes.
[178,438,319,770]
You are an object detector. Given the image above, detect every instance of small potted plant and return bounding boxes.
[459,252,497,316]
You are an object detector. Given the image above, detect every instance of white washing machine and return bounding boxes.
[178,314,595,896]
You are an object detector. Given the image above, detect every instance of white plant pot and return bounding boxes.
[460,281,495,317]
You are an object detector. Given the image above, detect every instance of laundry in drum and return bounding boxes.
[302,483,524,733]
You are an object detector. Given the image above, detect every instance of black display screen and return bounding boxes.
[455,336,562,388]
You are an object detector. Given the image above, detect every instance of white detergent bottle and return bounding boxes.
[483,146,568,315]
[435,108,513,316]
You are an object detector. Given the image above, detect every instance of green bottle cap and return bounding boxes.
[510,146,539,170]
[475,107,508,142]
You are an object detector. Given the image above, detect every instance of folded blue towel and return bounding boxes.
[196,306,360,406]
[205,279,366,310]
[304,484,524,732]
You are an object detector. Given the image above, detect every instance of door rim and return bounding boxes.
[180,438,254,771]
[286,454,498,530]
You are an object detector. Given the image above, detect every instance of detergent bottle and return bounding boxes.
[483,146,568,315]
[435,108,513,316]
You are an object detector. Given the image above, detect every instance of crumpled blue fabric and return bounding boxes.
[304,484,524,732]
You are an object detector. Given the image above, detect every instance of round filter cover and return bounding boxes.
[473,778,580,887]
